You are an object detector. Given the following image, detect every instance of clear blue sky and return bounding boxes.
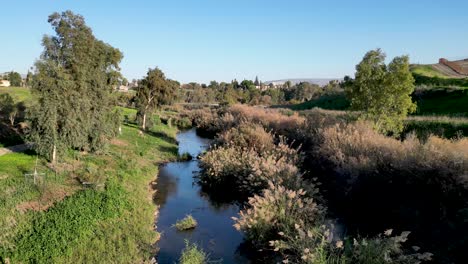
[1,0,468,83]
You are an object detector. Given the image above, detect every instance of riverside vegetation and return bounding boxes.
[190,104,466,263]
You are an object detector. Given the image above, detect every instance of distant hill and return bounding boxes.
[411,58,468,79]
[264,78,342,87]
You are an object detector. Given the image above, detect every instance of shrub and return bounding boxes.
[233,182,324,246]
[269,227,432,264]
[173,215,198,231]
[200,140,306,198]
[178,152,193,161]
[179,240,208,264]
[214,123,275,153]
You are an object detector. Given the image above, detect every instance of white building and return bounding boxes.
[0,80,11,87]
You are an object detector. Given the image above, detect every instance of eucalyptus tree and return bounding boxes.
[28,11,122,163]
[136,68,178,130]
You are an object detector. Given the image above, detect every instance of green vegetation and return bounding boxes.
[4,71,22,87]
[173,215,198,231]
[346,49,416,134]
[290,93,349,110]
[0,86,32,104]
[179,240,208,264]
[411,64,449,78]
[1,120,178,263]
[136,67,179,130]
[414,88,468,115]
[28,11,122,163]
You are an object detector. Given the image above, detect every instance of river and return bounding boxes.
[153,128,249,263]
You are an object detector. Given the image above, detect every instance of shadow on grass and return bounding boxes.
[145,130,178,145]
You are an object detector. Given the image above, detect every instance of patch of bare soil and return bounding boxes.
[16,185,79,212]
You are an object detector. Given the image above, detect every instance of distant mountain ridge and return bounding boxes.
[264,78,342,86]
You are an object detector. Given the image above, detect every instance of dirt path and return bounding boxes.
[0,144,30,156]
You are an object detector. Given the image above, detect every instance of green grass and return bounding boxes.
[415,88,468,116]
[411,65,450,78]
[179,240,208,264]
[0,113,179,263]
[173,215,198,231]
[0,86,32,104]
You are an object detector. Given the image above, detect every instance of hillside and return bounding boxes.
[411,59,468,79]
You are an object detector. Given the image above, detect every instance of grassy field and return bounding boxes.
[410,65,450,78]
[291,88,468,116]
[0,86,32,104]
[0,117,179,263]
[415,88,468,116]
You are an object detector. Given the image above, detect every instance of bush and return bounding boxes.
[173,215,198,231]
[214,123,275,153]
[233,182,324,245]
[269,227,432,264]
[200,140,306,198]
[178,152,193,161]
[179,240,208,264]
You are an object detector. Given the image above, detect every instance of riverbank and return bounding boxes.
[0,122,178,263]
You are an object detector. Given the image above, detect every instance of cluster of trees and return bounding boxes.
[0,71,22,86]
[179,79,342,106]
[28,11,123,163]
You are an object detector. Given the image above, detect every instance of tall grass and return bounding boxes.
[196,105,464,263]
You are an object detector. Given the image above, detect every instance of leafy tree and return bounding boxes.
[28,11,122,163]
[25,71,33,87]
[240,80,256,90]
[346,49,416,134]
[8,71,22,86]
[136,67,178,130]
[0,94,14,119]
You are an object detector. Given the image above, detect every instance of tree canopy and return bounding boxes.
[136,67,178,130]
[28,11,122,162]
[7,71,22,86]
[346,49,416,134]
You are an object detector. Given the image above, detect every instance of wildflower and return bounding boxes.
[282,259,289,263]
[384,229,393,236]
[278,232,285,236]
[335,240,344,249]
[353,238,359,246]
[304,248,310,253]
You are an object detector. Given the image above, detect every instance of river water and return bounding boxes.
[154,128,249,263]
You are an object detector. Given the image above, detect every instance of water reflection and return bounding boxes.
[154,129,249,264]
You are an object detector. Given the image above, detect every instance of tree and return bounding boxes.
[0,94,14,120]
[8,71,22,86]
[136,67,178,130]
[28,11,122,163]
[25,71,33,87]
[346,49,416,134]
[254,76,260,86]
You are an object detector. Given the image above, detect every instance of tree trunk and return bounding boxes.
[9,112,16,126]
[52,144,57,164]
[142,113,147,130]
